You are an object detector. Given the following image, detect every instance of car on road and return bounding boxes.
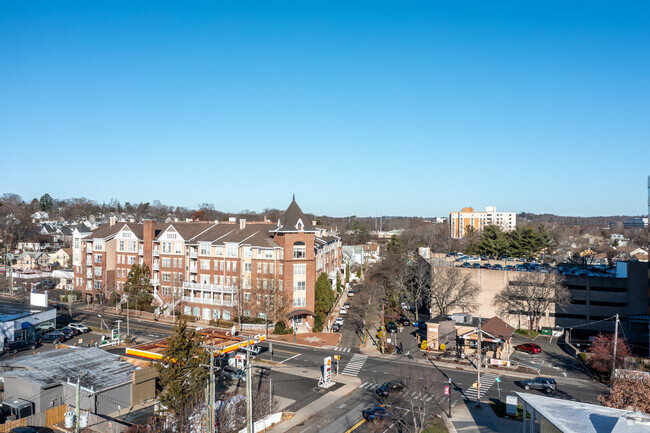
[334,318,344,326]
[220,367,246,382]
[521,377,556,393]
[332,323,341,332]
[515,343,542,354]
[347,290,356,297]
[343,302,350,310]
[376,380,405,396]
[362,406,389,422]
[339,308,348,315]
[41,331,65,344]
[413,321,427,330]
[385,322,398,333]
[2,339,38,354]
[68,322,90,333]
[398,316,410,326]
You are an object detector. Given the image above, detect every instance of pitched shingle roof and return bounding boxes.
[273,196,316,233]
[481,316,515,340]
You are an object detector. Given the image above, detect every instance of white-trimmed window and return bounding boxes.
[200,260,210,270]
[127,256,136,265]
[244,247,252,257]
[245,263,251,272]
[216,246,224,256]
[223,310,231,320]
[94,267,102,277]
[95,240,103,251]
[162,258,171,267]
[257,263,262,273]
[226,262,231,272]
[127,241,137,252]
[232,262,237,272]
[226,244,237,257]
[118,240,125,251]
[244,293,251,303]
[264,249,273,259]
[162,242,172,254]
[293,281,306,291]
[174,242,182,254]
[263,263,268,274]
[95,254,102,264]
[269,264,274,274]
[162,272,171,282]
[293,242,306,259]
[213,309,221,319]
[200,242,211,255]
[94,281,102,290]
[293,264,306,275]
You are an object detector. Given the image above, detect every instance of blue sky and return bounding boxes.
[1,1,648,217]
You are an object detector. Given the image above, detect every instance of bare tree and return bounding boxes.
[386,363,445,433]
[493,272,571,331]
[402,256,430,321]
[249,275,288,338]
[429,266,479,316]
[347,279,385,347]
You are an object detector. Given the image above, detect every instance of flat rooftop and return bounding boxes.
[0,302,51,322]
[0,347,137,390]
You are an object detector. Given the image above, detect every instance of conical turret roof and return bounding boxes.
[273,195,316,233]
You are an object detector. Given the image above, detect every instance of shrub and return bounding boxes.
[313,316,324,333]
[274,320,292,335]
[179,314,197,322]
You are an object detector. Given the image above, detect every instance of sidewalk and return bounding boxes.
[448,399,521,433]
[264,364,361,433]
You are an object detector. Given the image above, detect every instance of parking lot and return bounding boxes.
[509,335,591,380]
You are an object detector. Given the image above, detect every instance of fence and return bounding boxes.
[0,404,66,433]
[241,323,270,332]
[238,412,282,433]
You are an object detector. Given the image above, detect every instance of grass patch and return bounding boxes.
[489,400,530,421]
[422,417,448,433]
[515,329,539,339]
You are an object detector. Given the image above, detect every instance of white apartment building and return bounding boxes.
[449,206,516,239]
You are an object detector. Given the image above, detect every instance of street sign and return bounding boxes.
[444,385,449,395]
[495,377,501,383]
[472,382,478,389]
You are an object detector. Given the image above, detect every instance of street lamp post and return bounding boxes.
[448,377,452,418]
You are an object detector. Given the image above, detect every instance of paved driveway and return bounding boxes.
[510,335,590,380]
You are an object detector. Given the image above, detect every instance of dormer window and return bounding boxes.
[296,219,304,231]
[293,242,306,259]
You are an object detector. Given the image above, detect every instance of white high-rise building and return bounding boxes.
[449,206,516,239]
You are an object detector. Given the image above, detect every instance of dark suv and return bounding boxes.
[3,339,38,354]
[521,377,557,393]
[376,380,405,396]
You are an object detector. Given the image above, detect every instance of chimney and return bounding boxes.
[239,219,246,230]
[109,216,116,226]
[143,220,155,273]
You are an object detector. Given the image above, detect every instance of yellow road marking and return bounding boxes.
[344,418,365,433]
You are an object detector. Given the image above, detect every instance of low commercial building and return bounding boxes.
[0,302,56,351]
[0,347,156,416]
[517,391,650,432]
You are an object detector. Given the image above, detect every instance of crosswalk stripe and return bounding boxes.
[342,354,368,377]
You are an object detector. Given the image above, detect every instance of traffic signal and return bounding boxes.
[112,329,119,340]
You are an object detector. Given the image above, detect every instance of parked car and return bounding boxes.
[332,323,341,332]
[472,263,481,269]
[376,380,405,396]
[220,367,246,382]
[339,308,348,315]
[504,265,516,271]
[68,322,90,333]
[398,316,410,326]
[35,323,55,334]
[362,406,389,422]
[460,262,472,268]
[41,332,65,344]
[334,318,344,326]
[386,322,398,333]
[60,326,80,337]
[343,302,350,310]
[515,343,542,354]
[347,290,356,297]
[492,264,504,270]
[3,339,38,354]
[521,377,556,393]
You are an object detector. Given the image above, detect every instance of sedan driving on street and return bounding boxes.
[376,380,405,396]
[362,406,389,422]
[521,377,556,393]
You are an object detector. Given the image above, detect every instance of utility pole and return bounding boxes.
[246,345,254,433]
[476,315,482,408]
[611,314,619,382]
[75,372,81,433]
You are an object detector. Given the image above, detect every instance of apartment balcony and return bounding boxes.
[181,296,235,308]
[86,259,92,266]
[86,248,93,254]
[189,250,198,259]
[139,247,144,256]
[183,282,237,293]
[86,270,92,279]
[189,264,197,273]
[152,263,159,271]
[151,279,160,287]
[153,249,160,257]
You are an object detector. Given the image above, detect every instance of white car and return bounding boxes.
[339,309,348,315]
[68,323,90,333]
[334,318,344,326]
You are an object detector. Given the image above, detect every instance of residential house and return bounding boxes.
[13,252,49,272]
[48,248,71,268]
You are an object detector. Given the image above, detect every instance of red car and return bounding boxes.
[515,343,541,354]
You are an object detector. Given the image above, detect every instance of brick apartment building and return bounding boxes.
[449,206,516,239]
[73,197,342,331]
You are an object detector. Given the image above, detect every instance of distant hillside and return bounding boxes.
[517,213,643,226]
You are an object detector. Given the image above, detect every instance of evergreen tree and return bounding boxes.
[124,263,153,311]
[386,234,402,253]
[314,272,334,324]
[157,320,208,432]
[477,225,509,257]
[39,193,53,212]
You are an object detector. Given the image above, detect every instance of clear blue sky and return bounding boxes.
[1,1,648,217]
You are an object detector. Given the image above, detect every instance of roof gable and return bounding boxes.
[273,196,316,233]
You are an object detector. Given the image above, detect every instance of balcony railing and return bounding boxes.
[181,296,235,307]
[183,282,237,293]
[86,248,93,254]
[189,265,197,273]
[153,249,159,257]
[139,247,144,256]
[151,279,160,287]
[86,271,92,279]
[189,250,198,259]
[86,260,92,266]
[152,264,159,271]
